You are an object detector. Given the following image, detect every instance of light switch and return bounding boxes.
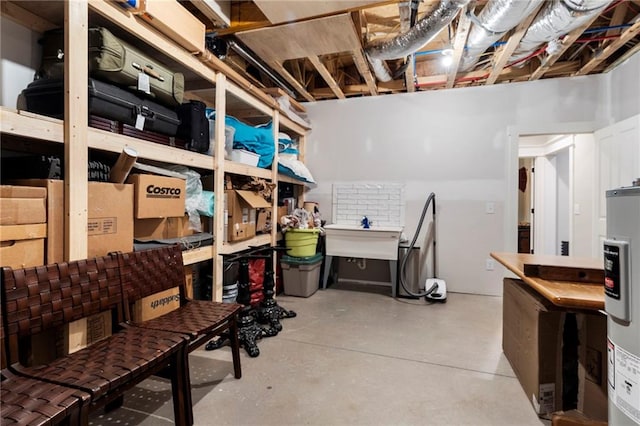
[485,202,495,214]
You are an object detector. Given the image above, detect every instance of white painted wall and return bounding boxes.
[305,73,614,295]
[555,148,571,254]
[609,51,640,123]
[0,16,40,108]
[572,134,596,258]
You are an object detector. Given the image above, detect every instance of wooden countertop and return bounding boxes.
[490,252,605,311]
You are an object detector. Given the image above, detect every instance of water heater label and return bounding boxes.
[604,243,621,300]
[609,338,640,424]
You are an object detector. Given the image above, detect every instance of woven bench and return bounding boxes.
[117,245,243,379]
[1,310,90,426]
[1,255,193,426]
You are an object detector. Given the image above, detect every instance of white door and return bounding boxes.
[594,114,640,257]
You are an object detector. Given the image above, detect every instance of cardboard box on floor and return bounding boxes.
[127,174,186,219]
[133,287,181,323]
[225,189,270,242]
[551,410,608,426]
[577,312,608,422]
[503,278,564,417]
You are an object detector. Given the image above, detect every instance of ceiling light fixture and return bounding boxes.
[441,48,454,67]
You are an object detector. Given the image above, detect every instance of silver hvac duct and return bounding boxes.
[365,0,470,82]
[459,0,544,71]
[509,0,612,64]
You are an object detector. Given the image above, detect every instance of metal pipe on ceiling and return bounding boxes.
[459,0,544,71]
[508,0,613,64]
[365,0,470,82]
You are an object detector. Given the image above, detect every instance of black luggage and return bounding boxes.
[176,100,210,153]
[39,27,184,106]
[22,78,180,136]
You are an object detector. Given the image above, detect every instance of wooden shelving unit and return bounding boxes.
[0,0,311,301]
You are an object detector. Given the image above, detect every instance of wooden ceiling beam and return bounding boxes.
[574,18,640,76]
[269,61,317,102]
[308,55,346,99]
[352,50,379,95]
[486,2,543,85]
[529,12,601,81]
[604,41,640,72]
[446,6,471,89]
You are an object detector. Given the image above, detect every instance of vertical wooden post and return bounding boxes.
[271,110,280,278]
[213,72,226,302]
[64,0,88,261]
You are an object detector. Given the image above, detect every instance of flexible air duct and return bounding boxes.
[365,0,470,81]
[509,0,612,64]
[459,0,544,71]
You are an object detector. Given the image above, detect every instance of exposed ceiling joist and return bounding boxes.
[308,55,346,99]
[529,12,603,81]
[486,2,544,85]
[574,18,640,76]
[269,61,316,102]
[446,6,471,89]
[351,50,379,95]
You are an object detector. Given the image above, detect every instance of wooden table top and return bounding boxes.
[491,252,605,311]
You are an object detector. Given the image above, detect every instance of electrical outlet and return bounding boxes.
[485,259,495,271]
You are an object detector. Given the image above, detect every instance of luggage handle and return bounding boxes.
[135,105,156,122]
[132,62,165,82]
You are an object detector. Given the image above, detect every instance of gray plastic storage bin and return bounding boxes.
[281,254,322,297]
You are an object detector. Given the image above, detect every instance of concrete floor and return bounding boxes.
[89,282,548,426]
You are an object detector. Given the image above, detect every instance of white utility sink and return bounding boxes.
[322,224,404,297]
[324,224,403,260]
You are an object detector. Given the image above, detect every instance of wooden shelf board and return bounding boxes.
[1,108,215,171]
[182,246,214,265]
[224,160,272,179]
[219,234,271,255]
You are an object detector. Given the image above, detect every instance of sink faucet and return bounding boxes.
[361,216,372,229]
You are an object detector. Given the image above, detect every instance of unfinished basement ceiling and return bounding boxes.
[192,0,640,102]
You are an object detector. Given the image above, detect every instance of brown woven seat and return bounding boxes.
[1,255,193,426]
[1,310,90,426]
[118,246,243,379]
[1,370,90,426]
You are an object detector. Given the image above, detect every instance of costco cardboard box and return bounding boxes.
[128,174,186,219]
[503,278,564,417]
[0,185,47,268]
[225,189,270,242]
[577,312,608,422]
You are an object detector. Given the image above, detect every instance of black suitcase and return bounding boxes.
[22,78,180,136]
[176,100,210,153]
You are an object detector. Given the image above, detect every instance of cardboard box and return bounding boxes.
[577,312,608,422]
[128,174,186,219]
[184,265,193,299]
[133,287,181,322]
[0,223,46,268]
[11,179,65,263]
[551,410,608,426]
[28,310,112,365]
[88,183,134,258]
[135,0,206,53]
[0,185,46,225]
[225,190,270,242]
[503,278,564,417]
[134,214,201,240]
[8,181,133,260]
[65,311,112,354]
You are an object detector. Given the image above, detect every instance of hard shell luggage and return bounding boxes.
[39,27,184,106]
[176,100,210,153]
[23,78,180,136]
